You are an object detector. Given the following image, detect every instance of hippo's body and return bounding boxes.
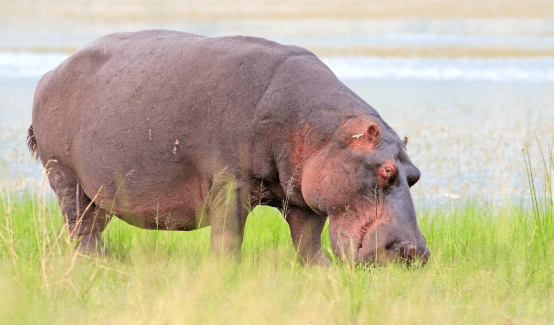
[28,30,429,265]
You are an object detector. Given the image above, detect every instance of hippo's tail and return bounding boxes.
[27,125,40,161]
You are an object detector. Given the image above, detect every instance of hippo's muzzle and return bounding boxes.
[328,190,430,266]
[390,241,431,265]
[350,233,430,266]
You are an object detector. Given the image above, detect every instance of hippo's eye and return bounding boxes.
[378,163,398,187]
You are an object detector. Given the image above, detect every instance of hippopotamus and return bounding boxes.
[27,30,430,265]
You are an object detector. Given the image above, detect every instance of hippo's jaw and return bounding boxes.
[327,201,430,266]
[326,207,372,263]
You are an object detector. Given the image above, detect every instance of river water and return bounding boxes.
[1,18,554,205]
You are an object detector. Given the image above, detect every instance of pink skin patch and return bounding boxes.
[298,118,383,214]
[291,124,316,173]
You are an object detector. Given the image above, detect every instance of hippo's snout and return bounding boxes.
[393,241,430,266]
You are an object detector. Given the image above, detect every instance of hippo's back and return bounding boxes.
[31,30,316,220]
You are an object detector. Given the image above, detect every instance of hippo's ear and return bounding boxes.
[403,136,408,146]
[366,124,380,144]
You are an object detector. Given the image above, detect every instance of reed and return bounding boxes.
[523,140,554,263]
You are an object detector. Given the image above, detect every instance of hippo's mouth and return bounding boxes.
[355,220,378,264]
[330,215,377,264]
[355,219,374,258]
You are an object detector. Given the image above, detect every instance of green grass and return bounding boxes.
[1,195,553,324]
[1,148,554,324]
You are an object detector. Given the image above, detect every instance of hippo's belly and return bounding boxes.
[86,175,211,230]
[72,138,212,231]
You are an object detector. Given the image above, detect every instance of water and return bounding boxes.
[326,57,554,82]
[3,52,554,83]
[0,53,67,79]
[4,18,554,51]
[1,18,554,204]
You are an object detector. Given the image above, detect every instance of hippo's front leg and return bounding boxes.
[286,208,330,266]
[209,177,249,257]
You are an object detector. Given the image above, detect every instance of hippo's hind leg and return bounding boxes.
[46,163,111,255]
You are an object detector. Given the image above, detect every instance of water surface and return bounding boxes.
[3,18,554,52]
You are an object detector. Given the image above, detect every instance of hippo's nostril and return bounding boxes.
[409,245,416,259]
[398,243,421,263]
[398,243,412,260]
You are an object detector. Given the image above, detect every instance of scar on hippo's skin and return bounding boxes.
[43,159,59,175]
[349,123,380,150]
[173,139,179,154]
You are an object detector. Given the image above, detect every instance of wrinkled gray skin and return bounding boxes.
[28,30,429,265]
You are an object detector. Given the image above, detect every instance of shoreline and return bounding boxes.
[3,46,554,58]
[4,0,554,21]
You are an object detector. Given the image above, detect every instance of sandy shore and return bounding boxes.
[4,0,554,22]
[3,1,554,56]
[3,45,554,59]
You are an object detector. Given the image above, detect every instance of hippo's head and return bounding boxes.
[300,117,430,265]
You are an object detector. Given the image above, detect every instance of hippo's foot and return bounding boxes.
[75,233,109,257]
[304,250,330,267]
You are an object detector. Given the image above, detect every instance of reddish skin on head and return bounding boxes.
[300,117,380,213]
[300,117,429,265]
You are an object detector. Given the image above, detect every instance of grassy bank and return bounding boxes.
[0,186,553,324]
